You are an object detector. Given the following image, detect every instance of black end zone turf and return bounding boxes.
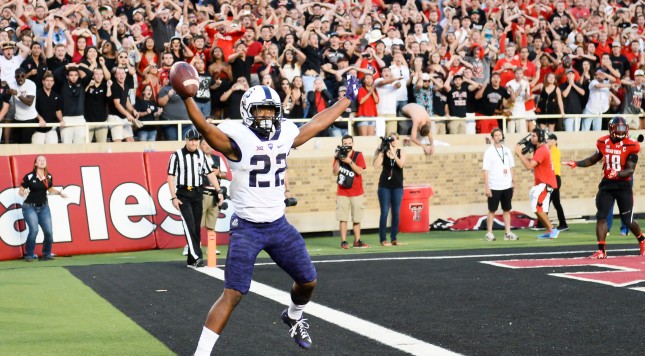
[67,262,396,355]
[68,246,645,355]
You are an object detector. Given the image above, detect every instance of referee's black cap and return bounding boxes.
[185,128,200,140]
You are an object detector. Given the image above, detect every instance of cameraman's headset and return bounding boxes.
[535,128,547,143]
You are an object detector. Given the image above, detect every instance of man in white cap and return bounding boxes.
[619,69,645,129]
[382,26,404,51]
[609,41,630,78]
[0,41,30,88]
[0,40,29,143]
[413,72,434,115]
[3,27,16,42]
[131,8,150,36]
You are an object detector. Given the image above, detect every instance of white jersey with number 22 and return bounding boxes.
[218,119,299,223]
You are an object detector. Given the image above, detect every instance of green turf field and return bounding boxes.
[0,222,639,355]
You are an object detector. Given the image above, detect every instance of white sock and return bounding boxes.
[195,326,219,356]
[287,302,307,320]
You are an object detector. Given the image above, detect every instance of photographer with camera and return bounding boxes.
[373,133,406,246]
[199,138,226,256]
[514,128,560,239]
[333,134,369,249]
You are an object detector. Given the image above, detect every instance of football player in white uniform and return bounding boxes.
[176,77,361,354]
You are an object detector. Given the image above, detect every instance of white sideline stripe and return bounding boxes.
[245,248,641,267]
[196,267,460,356]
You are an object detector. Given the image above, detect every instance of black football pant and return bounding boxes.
[550,175,567,227]
[596,188,634,227]
[177,189,204,265]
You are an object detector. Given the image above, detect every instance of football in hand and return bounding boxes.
[170,61,199,98]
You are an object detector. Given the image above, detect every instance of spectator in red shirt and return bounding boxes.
[355,46,383,80]
[593,32,611,57]
[493,43,520,87]
[536,54,554,85]
[213,22,245,61]
[518,47,537,80]
[571,0,591,20]
[306,77,332,120]
[356,73,378,136]
[189,35,211,64]
[553,55,580,85]
[132,8,151,37]
[622,41,643,78]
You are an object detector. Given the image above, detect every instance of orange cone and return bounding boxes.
[207,230,217,267]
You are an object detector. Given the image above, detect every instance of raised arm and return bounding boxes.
[145,2,157,21]
[293,77,361,147]
[169,0,183,21]
[182,97,235,157]
[294,97,354,147]
[45,19,54,58]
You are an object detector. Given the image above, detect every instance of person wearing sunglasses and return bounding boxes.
[7,68,37,143]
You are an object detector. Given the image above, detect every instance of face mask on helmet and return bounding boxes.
[609,118,628,143]
[250,105,281,137]
[240,86,283,138]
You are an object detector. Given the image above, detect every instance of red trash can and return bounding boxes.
[399,185,433,233]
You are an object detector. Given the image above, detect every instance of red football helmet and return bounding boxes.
[609,117,628,143]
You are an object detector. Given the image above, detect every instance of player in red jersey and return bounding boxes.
[564,117,645,259]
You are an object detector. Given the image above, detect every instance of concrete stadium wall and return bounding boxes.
[3,130,643,233]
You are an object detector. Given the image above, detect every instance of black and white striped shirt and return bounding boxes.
[167,147,213,187]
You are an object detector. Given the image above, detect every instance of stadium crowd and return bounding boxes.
[1,0,645,144]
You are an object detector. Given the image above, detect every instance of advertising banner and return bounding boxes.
[0,156,24,260]
[0,151,233,261]
[5,153,157,259]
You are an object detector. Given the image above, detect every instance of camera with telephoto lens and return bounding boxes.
[379,136,395,153]
[205,186,229,210]
[284,197,298,207]
[335,145,351,159]
[517,133,536,155]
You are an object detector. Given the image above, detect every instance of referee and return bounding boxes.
[167,128,223,267]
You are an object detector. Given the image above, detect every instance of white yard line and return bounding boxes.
[196,267,460,356]
[247,248,640,266]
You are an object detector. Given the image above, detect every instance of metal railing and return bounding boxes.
[0,113,641,143]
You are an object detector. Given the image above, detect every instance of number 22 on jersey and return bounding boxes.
[249,153,287,187]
